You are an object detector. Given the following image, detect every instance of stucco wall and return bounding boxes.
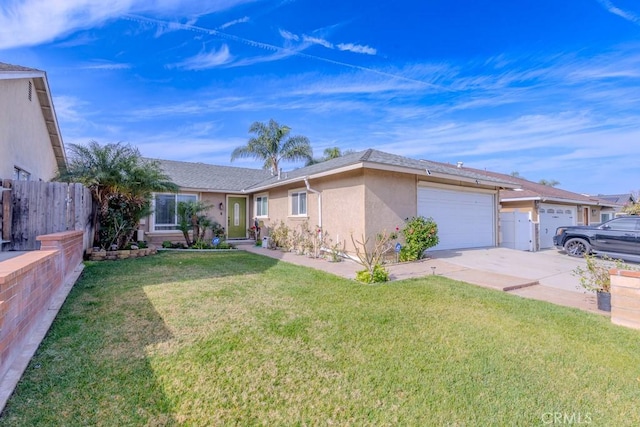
[0,79,58,181]
[311,170,365,251]
[363,169,416,245]
[257,170,366,252]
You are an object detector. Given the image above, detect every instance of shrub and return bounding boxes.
[177,200,214,247]
[356,264,390,284]
[351,230,396,282]
[192,240,214,249]
[573,254,636,293]
[399,216,439,261]
[162,240,173,249]
[622,202,640,215]
[270,220,291,249]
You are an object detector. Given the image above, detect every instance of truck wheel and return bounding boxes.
[564,238,591,257]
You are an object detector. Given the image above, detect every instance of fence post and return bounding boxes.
[1,179,12,245]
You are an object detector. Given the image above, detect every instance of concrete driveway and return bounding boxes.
[427,247,587,294]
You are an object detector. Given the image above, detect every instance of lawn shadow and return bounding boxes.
[2,251,280,425]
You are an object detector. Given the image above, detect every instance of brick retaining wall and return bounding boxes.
[0,230,84,409]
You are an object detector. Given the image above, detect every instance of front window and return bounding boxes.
[601,213,612,223]
[290,191,307,216]
[255,195,268,217]
[154,193,197,230]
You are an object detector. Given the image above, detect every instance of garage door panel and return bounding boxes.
[418,187,495,250]
[539,204,576,249]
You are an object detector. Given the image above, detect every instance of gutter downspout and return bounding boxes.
[304,177,322,231]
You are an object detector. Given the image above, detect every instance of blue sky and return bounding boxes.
[1,0,640,195]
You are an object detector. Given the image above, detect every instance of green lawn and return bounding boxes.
[2,251,640,425]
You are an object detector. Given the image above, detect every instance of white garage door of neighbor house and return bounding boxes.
[539,204,576,249]
[417,186,495,250]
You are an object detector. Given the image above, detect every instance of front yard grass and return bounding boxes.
[2,251,640,425]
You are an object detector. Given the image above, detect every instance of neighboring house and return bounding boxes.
[591,193,636,220]
[0,62,66,181]
[143,149,517,252]
[447,168,618,251]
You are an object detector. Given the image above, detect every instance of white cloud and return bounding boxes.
[302,35,333,49]
[0,0,133,49]
[0,0,255,49]
[171,44,233,69]
[596,0,640,24]
[219,16,249,29]
[81,61,132,70]
[279,29,299,41]
[337,43,376,55]
[52,95,90,123]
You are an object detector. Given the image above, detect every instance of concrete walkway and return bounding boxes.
[240,244,604,315]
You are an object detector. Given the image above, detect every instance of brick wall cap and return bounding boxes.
[610,269,640,279]
[36,230,83,242]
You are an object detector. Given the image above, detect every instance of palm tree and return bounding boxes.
[538,179,560,187]
[305,147,354,166]
[323,147,343,160]
[231,119,312,174]
[57,141,177,248]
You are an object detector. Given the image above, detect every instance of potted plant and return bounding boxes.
[573,254,624,311]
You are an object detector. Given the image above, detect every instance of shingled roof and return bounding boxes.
[152,149,518,193]
[450,166,616,206]
[244,149,518,191]
[594,193,635,207]
[0,62,42,73]
[150,158,272,192]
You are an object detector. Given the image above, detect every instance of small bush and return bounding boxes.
[162,240,173,249]
[270,220,291,250]
[356,264,390,284]
[399,216,439,261]
[192,240,214,249]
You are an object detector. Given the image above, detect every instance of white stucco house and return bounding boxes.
[0,62,66,181]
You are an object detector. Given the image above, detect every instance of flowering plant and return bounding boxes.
[399,216,439,261]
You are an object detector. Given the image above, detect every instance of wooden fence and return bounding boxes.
[0,179,95,251]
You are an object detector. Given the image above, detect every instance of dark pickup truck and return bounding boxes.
[553,216,640,261]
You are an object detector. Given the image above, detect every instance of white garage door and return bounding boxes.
[418,185,496,250]
[539,204,576,249]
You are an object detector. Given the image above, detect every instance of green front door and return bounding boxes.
[227,196,247,239]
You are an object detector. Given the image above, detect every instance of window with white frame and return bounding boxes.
[601,213,612,223]
[255,194,268,217]
[153,193,197,231]
[290,190,307,216]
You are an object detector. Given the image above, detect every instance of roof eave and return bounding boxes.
[0,70,45,80]
[364,161,517,189]
[245,160,517,192]
[32,75,66,171]
[501,195,615,206]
